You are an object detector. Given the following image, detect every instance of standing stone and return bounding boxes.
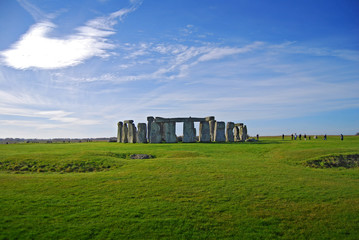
[128,123,137,143]
[199,121,210,142]
[242,125,248,141]
[209,120,216,142]
[137,123,147,143]
[163,122,177,143]
[117,122,123,143]
[183,120,196,143]
[122,123,128,143]
[205,116,215,121]
[238,124,244,141]
[234,126,240,142]
[147,116,154,143]
[226,122,234,142]
[214,121,226,142]
[150,122,162,143]
[160,122,165,142]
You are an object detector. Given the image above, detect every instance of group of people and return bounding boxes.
[255,134,344,141]
[291,133,310,140]
[288,133,344,141]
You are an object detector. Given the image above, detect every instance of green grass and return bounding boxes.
[0,136,358,239]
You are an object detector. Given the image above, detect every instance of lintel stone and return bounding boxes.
[155,117,206,123]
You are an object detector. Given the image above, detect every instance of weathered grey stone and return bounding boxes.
[155,117,206,123]
[199,121,211,142]
[214,121,226,142]
[117,116,245,144]
[226,122,234,142]
[122,123,128,143]
[205,116,215,121]
[238,124,247,141]
[238,125,243,141]
[150,122,162,143]
[183,120,196,143]
[209,120,216,142]
[234,126,240,142]
[128,123,136,143]
[242,125,248,141]
[136,123,147,143]
[160,122,165,141]
[130,154,154,159]
[117,122,123,143]
[147,116,154,142]
[245,138,257,142]
[163,122,177,143]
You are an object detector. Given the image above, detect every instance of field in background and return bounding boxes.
[1,136,359,239]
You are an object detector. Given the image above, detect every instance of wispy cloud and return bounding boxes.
[17,0,47,22]
[0,1,141,70]
[0,104,100,125]
[197,42,264,62]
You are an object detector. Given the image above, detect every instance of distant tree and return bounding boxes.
[356,132,359,136]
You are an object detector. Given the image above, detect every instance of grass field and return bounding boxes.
[1,136,358,239]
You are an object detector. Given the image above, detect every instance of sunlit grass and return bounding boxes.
[1,136,358,239]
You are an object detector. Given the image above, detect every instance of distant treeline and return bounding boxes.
[0,137,117,144]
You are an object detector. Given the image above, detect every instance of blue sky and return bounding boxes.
[0,0,358,138]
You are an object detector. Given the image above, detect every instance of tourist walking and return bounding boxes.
[324,134,327,140]
[304,134,307,140]
[291,134,293,140]
[299,134,302,140]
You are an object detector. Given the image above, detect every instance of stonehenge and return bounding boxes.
[116,116,248,143]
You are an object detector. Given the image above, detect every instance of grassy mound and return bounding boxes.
[0,151,154,173]
[305,153,359,168]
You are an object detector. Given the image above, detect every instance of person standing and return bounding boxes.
[341,134,344,141]
[291,134,294,140]
[304,134,307,140]
[282,134,284,140]
[324,134,327,140]
[299,134,302,140]
[256,134,259,141]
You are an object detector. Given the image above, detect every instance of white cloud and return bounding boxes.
[197,42,264,62]
[0,21,115,69]
[0,104,100,125]
[0,2,140,70]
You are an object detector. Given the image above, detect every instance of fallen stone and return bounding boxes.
[130,154,154,159]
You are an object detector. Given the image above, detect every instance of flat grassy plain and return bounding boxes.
[1,136,358,239]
